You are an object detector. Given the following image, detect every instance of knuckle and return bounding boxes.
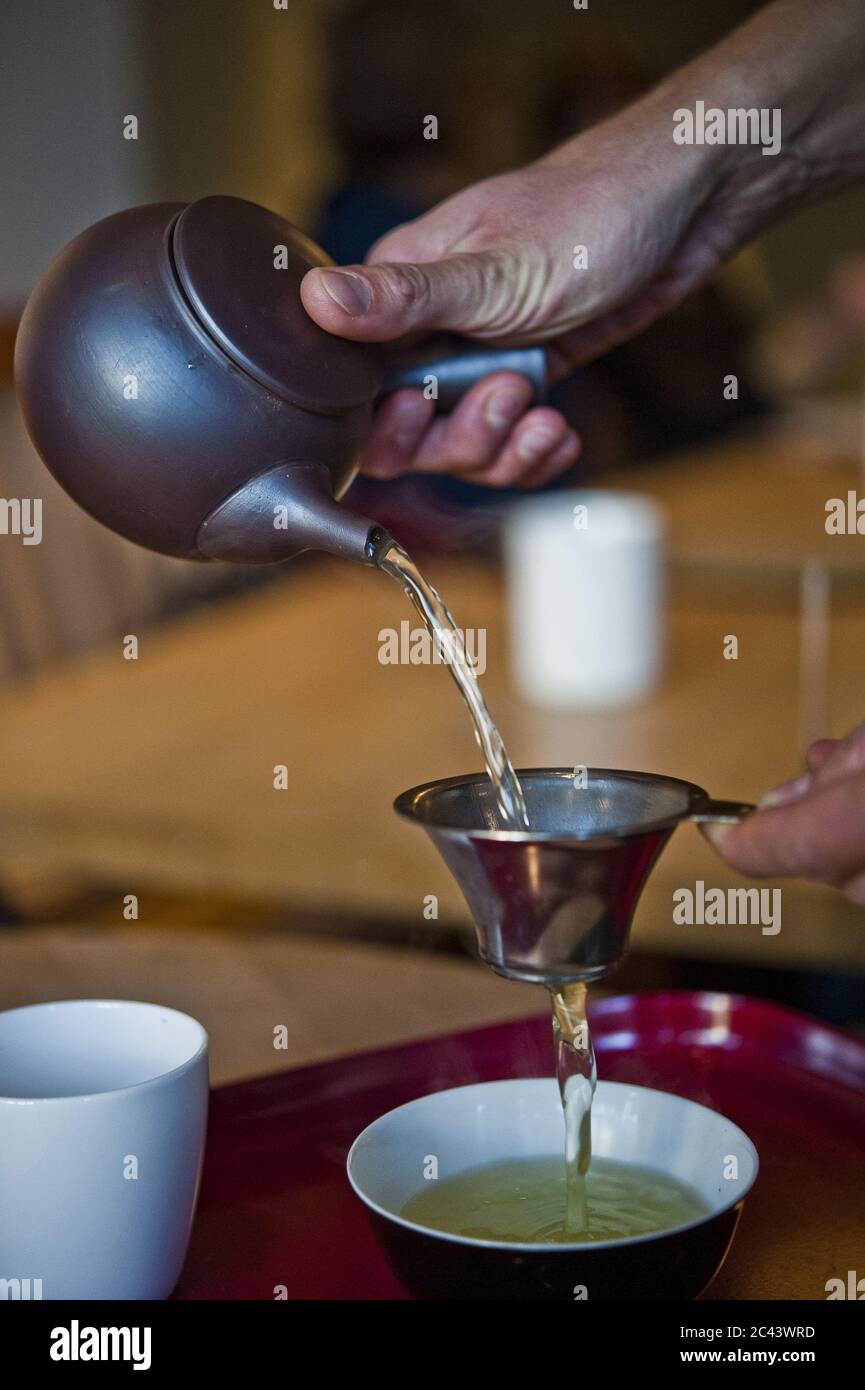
[444,445,484,472]
[382,263,431,317]
[842,872,865,906]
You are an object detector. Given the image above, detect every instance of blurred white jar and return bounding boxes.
[504,490,666,708]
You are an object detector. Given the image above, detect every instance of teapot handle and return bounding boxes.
[381,336,547,411]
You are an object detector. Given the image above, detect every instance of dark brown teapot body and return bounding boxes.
[15,196,544,565]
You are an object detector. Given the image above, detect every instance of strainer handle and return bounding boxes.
[687,798,756,825]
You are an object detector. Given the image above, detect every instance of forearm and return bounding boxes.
[668,0,865,206]
[544,0,865,243]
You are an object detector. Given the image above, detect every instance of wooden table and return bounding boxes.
[0,924,541,1085]
[2,433,864,976]
[613,432,865,591]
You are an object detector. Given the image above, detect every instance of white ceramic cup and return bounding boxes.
[0,999,208,1300]
[504,489,666,708]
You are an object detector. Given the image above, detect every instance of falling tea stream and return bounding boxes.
[377,542,602,1234]
[550,982,597,1234]
[377,539,529,830]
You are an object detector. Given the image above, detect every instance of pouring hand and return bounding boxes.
[301,111,715,485]
[301,0,865,484]
[703,723,865,905]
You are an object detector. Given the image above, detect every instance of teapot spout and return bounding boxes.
[196,461,391,565]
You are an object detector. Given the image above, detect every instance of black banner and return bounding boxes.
[3,1297,860,1376]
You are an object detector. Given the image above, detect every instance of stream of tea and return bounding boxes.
[377,540,529,830]
[550,981,597,1234]
[378,542,600,1236]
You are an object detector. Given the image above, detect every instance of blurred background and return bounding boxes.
[1,0,864,1083]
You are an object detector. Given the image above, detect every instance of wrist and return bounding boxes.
[538,81,720,205]
[657,0,865,203]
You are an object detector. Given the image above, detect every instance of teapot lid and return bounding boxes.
[172,195,383,415]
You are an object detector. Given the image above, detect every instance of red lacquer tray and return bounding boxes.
[175,992,865,1300]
